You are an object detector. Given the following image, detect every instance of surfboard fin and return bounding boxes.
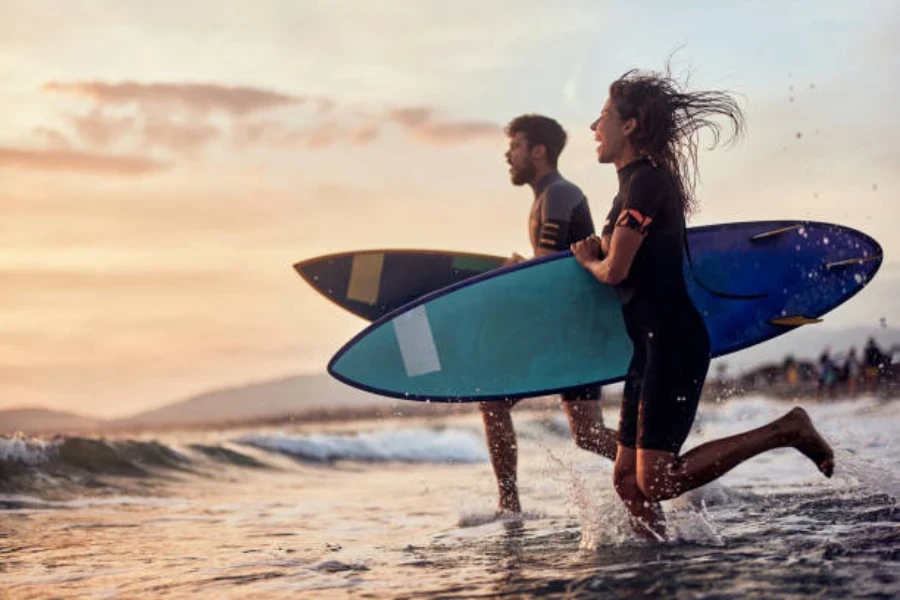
[770,315,823,326]
[750,224,804,241]
[824,255,882,270]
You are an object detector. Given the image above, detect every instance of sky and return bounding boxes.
[1,0,898,418]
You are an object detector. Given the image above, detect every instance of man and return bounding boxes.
[481,114,618,514]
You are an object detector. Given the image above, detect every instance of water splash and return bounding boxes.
[832,446,900,501]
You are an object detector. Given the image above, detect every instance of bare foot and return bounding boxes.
[784,407,834,477]
[630,515,667,542]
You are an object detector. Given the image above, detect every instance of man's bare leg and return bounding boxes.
[480,399,521,513]
[561,398,617,461]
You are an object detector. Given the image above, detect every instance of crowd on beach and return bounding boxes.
[714,338,899,400]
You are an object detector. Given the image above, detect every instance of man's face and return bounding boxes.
[505,131,537,186]
[590,98,628,164]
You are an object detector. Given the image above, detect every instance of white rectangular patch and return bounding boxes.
[392,305,442,377]
[346,253,384,305]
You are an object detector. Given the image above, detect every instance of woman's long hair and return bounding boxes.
[609,64,745,216]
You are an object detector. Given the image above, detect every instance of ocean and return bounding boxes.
[2,394,898,599]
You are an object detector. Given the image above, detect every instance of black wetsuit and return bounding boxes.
[530,171,601,401]
[601,158,710,453]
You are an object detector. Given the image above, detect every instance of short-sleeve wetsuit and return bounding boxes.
[530,171,601,401]
[601,158,711,453]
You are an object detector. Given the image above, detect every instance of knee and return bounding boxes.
[613,467,640,503]
[480,399,514,415]
[480,401,504,416]
[571,424,592,451]
[636,469,670,503]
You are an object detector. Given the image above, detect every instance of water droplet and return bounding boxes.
[823,237,829,245]
[795,132,803,139]
[872,183,878,191]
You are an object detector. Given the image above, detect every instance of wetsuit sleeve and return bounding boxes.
[538,184,583,251]
[617,169,666,236]
[601,196,622,238]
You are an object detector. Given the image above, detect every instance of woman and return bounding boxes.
[571,68,834,538]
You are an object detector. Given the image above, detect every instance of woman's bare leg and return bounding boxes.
[636,407,834,502]
[614,445,666,539]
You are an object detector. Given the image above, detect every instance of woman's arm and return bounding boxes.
[571,227,644,285]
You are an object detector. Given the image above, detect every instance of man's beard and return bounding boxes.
[510,160,536,186]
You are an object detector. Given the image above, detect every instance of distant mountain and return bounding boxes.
[112,373,395,429]
[4,325,898,434]
[0,408,102,434]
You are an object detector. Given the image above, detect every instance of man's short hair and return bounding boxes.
[505,114,567,168]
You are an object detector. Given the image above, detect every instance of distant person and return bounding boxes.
[784,355,799,389]
[843,347,860,396]
[570,66,833,538]
[864,337,883,392]
[481,114,618,514]
[817,350,836,399]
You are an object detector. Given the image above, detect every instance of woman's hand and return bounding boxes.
[571,235,601,268]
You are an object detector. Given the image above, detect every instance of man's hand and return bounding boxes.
[502,252,526,267]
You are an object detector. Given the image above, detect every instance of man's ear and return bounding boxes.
[530,143,547,162]
[622,117,637,137]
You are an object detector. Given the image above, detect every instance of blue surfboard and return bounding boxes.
[326,221,882,402]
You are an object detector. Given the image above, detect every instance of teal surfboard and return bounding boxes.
[324,221,882,402]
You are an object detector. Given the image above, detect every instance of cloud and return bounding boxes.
[0,147,170,175]
[71,108,137,147]
[36,80,503,159]
[31,127,72,149]
[232,108,499,150]
[141,117,220,154]
[42,81,303,116]
[387,107,499,143]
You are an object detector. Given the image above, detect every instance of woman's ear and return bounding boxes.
[622,117,637,137]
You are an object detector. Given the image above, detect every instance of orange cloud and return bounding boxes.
[141,117,220,153]
[43,81,303,116]
[71,108,137,147]
[31,127,72,149]
[0,147,170,175]
[37,80,501,157]
[388,107,500,144]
